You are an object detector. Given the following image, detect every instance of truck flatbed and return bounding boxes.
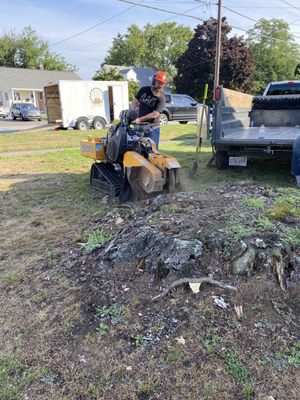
[218,126,300,144]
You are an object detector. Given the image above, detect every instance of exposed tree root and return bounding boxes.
[273,258,287,291]
[150,277,237,302]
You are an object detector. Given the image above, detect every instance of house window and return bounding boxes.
[39,92,43,100]
[5,92,9,101]
[14,92,21,101]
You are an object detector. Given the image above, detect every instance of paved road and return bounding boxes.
[0,118,50,133]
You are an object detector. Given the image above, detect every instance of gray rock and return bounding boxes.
[165,238,203,270]
[252,238,267,249]
[232,248,256,275]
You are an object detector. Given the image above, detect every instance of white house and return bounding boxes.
[0,66,81,112]
[102,65,157,87]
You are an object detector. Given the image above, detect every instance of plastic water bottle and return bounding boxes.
[258,124,265,139]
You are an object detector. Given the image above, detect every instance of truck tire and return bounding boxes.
[75,117,90,130]
[160,113,168,125]
[215,150,228,170]
[92,117,106,130]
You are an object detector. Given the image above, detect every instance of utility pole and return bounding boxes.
[214,0,222,89]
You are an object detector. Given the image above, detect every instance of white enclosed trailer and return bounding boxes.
[44,80,129,130]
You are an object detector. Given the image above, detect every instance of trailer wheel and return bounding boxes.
[92,117,106,130]
[75,117,90,130]
[215,150,229,170]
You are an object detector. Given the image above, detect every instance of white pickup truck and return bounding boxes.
[212,81,300,169]
[263,80,300,96]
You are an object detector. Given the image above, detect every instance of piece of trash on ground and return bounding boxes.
[213,296,229,309]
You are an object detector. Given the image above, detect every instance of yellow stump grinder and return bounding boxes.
[80,110,182,202]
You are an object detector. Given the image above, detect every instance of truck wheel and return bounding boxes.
[215,150,228,170]
[12,113,16,120]
[179,121,188,124]
[75,117,90,130]
[160,113,168,125]
[92,117,106,130]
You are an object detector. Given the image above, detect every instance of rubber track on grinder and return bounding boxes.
[90,162,124,196]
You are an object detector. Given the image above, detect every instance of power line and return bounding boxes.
[118,0,205,21]
[118,0,300,45]
[63,40,112,57]
[160,4,210,23]
[279,0,300,12]
[223,4,300,40]
[278,0,300,24]
[222,5,258,24]
[49,0,146,48]
[60,2,207,60]
[57,0,300,64]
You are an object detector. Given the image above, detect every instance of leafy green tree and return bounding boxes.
[128,80,140,101]
[104,26,148,67]
[93,67,124,81]
[174,18,254,103]
[0,30,19,66]
[92,68,139,101]
[0,26,76,71]
[247,18,300,93]
[103,22,193,77]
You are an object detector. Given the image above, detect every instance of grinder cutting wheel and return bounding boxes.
[80,109,181,202]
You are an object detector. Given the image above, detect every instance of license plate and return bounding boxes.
[229,156,247,166]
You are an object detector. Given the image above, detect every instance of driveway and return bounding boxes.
[0,118,50,133]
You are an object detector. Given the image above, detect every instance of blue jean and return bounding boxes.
[291,135,300,176]
[147,127,160,149]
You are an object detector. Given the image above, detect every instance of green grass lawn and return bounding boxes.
[0,124,198,153]
[0,123,294,191]
[0,124,298,400]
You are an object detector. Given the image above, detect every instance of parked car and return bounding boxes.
[11,103,41,121]
[160,93,201,125]
[0,106,8,118]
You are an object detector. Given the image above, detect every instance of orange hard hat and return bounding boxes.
[154,71,168,84]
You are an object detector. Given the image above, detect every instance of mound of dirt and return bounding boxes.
[33,182,300,400]
[74,182,300,292]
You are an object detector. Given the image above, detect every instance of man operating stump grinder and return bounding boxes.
[131,70,168,149]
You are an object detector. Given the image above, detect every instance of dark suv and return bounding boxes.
[160,94,200,125]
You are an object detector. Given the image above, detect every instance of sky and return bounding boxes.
[2,0,300,79]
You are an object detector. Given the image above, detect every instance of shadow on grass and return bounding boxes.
[160,147,294,189]
[0,151,295,215]
[170,133,198,141]
[0,171,107,219]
